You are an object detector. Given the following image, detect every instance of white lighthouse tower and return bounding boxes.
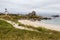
[5,8,8,16]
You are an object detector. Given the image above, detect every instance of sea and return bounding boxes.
[41,17,60,26]
[39,14,60,26]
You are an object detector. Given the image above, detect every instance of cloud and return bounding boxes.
[0,0,60,14]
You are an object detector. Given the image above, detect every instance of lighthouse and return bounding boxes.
[5,8,8,16]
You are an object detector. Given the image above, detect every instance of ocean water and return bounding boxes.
[40,17,60,26]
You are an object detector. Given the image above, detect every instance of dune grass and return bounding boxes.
[0,20,60,40]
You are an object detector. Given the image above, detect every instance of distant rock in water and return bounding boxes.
[43,17,51,20]
[52,15,60,17]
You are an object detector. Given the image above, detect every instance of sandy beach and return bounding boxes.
[18,20,60,31]
[1,19,39,32]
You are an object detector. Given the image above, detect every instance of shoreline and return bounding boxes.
[18,20,60,31]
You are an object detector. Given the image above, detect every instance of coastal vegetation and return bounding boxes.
[0,11,60,40]
[0,20,60,40]
[0,11,52,22]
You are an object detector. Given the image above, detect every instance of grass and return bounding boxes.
[0,20,60,40]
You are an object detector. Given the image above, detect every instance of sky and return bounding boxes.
[0,0,60,14]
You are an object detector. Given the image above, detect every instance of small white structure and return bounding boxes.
[5,8,8,16]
